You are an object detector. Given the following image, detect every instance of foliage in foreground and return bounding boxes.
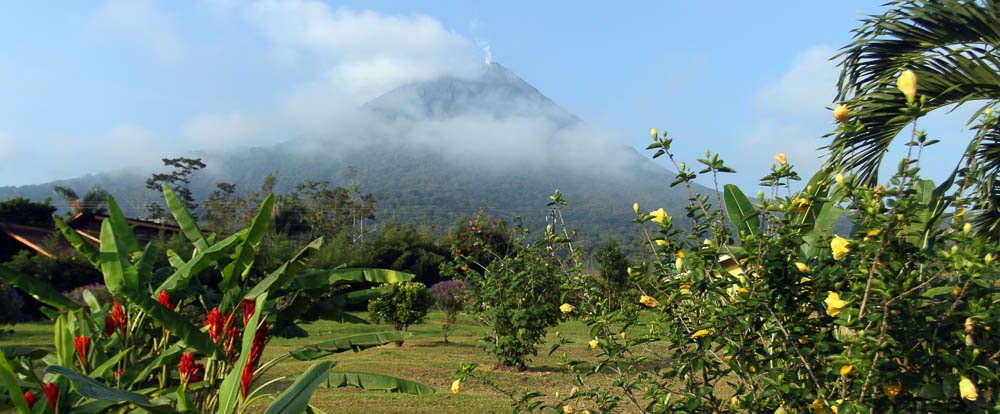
[0,186,433,413]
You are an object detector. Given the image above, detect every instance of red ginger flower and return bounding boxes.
[107,299,128,336]
[43,383,58,412]
[157,291,176,310]
[74,336,91,365]
[204,308,225,343]
[241,322,269,396]
[177,353,204,384]
[223,323,243,361]
[241,299,256,327]
[23,391,35,409]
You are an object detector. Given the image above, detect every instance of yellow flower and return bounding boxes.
[775,152,787,165]
[649,208,670,224]
[963,222,972,234]
[959,377,978,401]
[560,303,575,314]
[451,379,462,394]
[793,197,810,214]
[835,173,845,186]
[811,399,825,414]
[798,337,809,345]
[676,250,686,258]
[563,405,575,414]
[460,264,468,272]
[650,128,658,140]
[830,235,850,260]
[840,365,854,376]
[655,239,667,246]
[955,208,965,219]
[897,69,918,102]
[825,292,847,317]
[691,329,710,339]
[866,228,882,238]
[774,406,787,414]
[737,286,749,294]
[639,295,660,308]
[795,262,810,273]
[589,339,599,350]
[833,105,849,123]
[884,382,903,399]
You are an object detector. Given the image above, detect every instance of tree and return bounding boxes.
[144,157,206,220]
[52,185,109,217]
[202,182,245,235]
[828,0,1000,237]
[592,239,631,308]
[0,197,56,228]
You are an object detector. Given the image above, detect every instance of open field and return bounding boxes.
[1,311,664,413]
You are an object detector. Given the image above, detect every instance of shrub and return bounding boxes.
[0,278,26,330]
[369,281,435,345]
[63,283,113,307]
[429,279,469,343]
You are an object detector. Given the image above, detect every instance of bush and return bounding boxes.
[0,278,26,330]
[368,281,435,345]
[3,250,102,319]
[63,283,112,308]
[429,279,469,343]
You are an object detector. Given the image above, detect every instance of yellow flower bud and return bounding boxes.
[897,69,918,103]
[833,105,849,123]
[559,303,575,314]
[959,377,978,401]
[451,379,462,394]
[795,262,810,273]
[655,239,667,246]
[835,173,845,186]
[633,202,640,215]
[650,128,658,139]
[963,222,972,234]
[775,152,787,165]
[691,329,710,339]
[840,365,854,376]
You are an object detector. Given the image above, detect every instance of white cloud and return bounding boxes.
[237,0,480,101]
[735,45,841,183]
[87,0,184,61]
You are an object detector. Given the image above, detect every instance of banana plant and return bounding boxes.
[1,187,433,413]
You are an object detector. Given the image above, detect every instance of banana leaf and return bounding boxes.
[244,238,323,300]
[0,265,80,311]
[46,366,176,414]
[53,215,99,267]
[320,372,435,395]
[289,332,411,361]
[220,194,274,296]
[163,184,208,253]
[155,230,245,294]
[282,268,415,291]
[723,184,760,239]
[264,361,334,414]
[105,197,141,256]
[0,352,30,414]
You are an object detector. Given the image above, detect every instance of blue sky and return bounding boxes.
[0,0,977,189]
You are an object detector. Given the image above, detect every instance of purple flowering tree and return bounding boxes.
[429,279,469,343]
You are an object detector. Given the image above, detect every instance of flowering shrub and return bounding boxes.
[429,279,470,342]
[0,278,26,328]
[63,283,113,308]
[0,187,434,413]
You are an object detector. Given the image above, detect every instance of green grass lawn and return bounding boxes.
[1,311,659,413]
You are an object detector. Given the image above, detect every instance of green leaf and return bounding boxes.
[54,312,76,367]
[0,352,30,414]
[216,294,268,414]
[105,196,141,256]
[128,343,184,387]
[321,372,435,395]
[99,219,137,294]
[245,237,323,300]
[723,184,760,238]
[264,361,334,414]
[0,347,48,361]
[90,347,132,379]
[289,332,411,361]
[155,230,245,294]
[921,286,955,298]
[163,184,209,253]
[0,265,80,311]
[53,215,99,267]
[45,366,176,414]
[283,268,415,291]
[220,194,274,298]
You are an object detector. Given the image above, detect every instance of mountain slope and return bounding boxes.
[0,63,707,245]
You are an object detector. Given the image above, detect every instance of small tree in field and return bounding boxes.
[369,281,435,346]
